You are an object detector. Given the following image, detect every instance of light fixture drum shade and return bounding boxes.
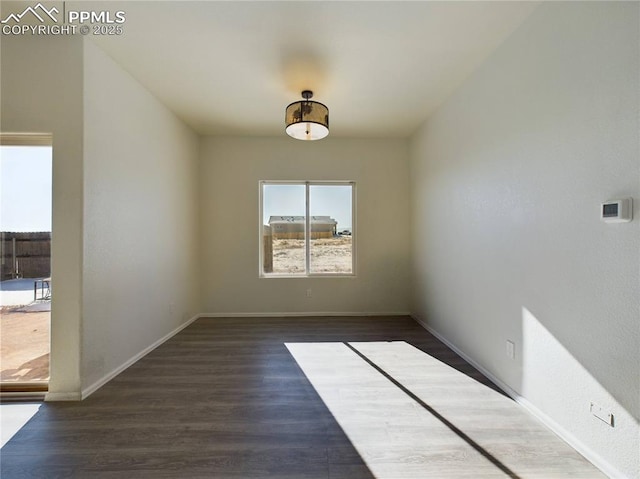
[285,99,329,140]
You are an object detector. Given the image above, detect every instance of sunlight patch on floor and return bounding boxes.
[286,342,509,478]
[0,402,41,448]
[286,341,606,479]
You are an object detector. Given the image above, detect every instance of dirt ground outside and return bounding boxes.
[1,278,51,383]
[1,303,50,382]
[273,236,352,274]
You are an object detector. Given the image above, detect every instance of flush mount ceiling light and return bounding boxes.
[285,90,329,141]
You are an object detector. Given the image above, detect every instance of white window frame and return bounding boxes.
[259,180,356,278]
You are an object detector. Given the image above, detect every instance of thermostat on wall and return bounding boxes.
[601,198,632,223]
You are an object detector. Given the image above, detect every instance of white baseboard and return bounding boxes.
[200,311,411,318]
[79,314,200,400]
[412,314,519,396]
[513,395,626,479]
[412,315,626,479]
[48,312,406,402]
[44,391,81,402]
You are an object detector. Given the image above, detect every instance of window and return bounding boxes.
[0,134,53,392]
[260,181,355,277]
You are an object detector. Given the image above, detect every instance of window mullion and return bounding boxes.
[305,182,310,275]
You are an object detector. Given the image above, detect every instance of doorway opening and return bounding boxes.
[0,135,52,395]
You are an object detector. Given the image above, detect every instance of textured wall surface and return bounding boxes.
[82,41,201,392]
[200,137,411,315]
[410,3,639,477]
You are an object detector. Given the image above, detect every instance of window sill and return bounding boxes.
[259,273,356,279]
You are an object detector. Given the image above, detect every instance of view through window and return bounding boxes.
[0,142,52,391]
[260,182,354,276]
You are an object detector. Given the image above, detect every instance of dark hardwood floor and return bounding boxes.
[0,316,605,478]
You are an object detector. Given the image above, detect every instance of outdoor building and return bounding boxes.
[268,216,337,239]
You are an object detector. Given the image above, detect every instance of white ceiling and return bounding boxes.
[87,1,540,138]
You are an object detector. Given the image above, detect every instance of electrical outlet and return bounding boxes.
[590,402,614,427]
[306,289,312,298]
[506,340,515,359]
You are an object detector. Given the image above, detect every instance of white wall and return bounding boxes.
[1,32,84,399]
[409,3,639,478]
[82,41,201,392]
[200,137,410,315]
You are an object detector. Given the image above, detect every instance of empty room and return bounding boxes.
[0,1,638,478]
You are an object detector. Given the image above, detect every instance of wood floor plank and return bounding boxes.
[1,316,606,478]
